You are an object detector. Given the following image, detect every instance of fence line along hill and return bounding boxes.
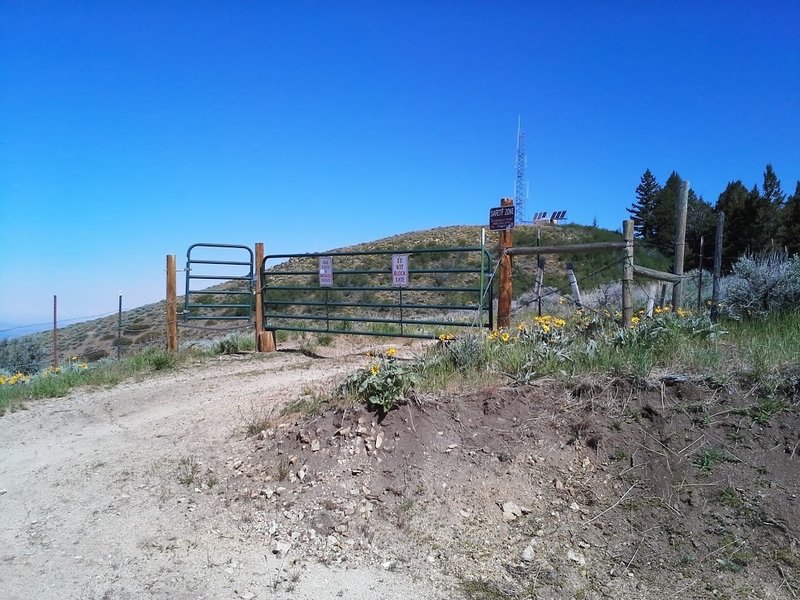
[9,223,665,364]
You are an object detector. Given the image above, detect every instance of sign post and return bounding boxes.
[319,256,333,287]
[496,199,514,328]
[489,205,516,231]
[392,254,409,287]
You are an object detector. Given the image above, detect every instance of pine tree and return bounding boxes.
[762,163,786,206]
[715,181,751,270]
[650,171,683,253]
[781,181,800,255]
[627,169,660,239]
[686,192,715,268]
[755,164,785,249]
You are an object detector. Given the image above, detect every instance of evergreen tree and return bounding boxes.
[627,169,660,240]
[781,181,800,255]
[755,164,785,249]
[650,171,683,253]
[762,163,786,206]
[685,193,716,268]
[715,181,751,270]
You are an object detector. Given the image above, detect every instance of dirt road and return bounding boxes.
[0,350,450,600]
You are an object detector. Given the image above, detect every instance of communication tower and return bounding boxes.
[514,116,527,224]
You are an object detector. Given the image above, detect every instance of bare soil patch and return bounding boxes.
[227,372,800,599]
[1,340,798,599]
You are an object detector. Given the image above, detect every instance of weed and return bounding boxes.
[750,397,788,425]
[609,448,628,462]
[277,457,289,481]
[215,333,256,354]
[718,486,744,509]
[338,356,417,415]
[177,455,200,485]
[693,447,738,472]
[240,402,273,437]
[281,384,329,416]
[317,334,334,347]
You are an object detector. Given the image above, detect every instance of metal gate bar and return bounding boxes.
[261,246,493,339]
[184,243,254,321]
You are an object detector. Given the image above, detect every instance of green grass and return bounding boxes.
[0,347,190,414]
[408,311,800,403]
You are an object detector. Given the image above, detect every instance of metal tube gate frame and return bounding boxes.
[261,246,493,339]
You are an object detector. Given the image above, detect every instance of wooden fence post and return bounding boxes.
[622,220,634,327]
[497,198,514,329]
[672,179,689,311]
[645,283,657,317]
[166,255,177,352]
[566,262,582,308]
[711,212,725,322]
[254,242,276,352]
[534,257,545,317]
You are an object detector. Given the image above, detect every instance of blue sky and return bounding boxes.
[1,1,798,330]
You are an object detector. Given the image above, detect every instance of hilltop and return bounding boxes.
[5,222,667,366]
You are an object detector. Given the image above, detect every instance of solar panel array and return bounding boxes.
[550,210,567,220]
[531,211,549,221]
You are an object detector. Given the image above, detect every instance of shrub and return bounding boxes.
[720,252,800,319]
[215,333,256,354]
[338,355,417,414]
[0,338,46,374]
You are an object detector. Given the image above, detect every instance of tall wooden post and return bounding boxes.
[254,242,276,352]
[497,198,514,329]
[672,179,689,311]
[711,212,725,322]
[166,255,177,352]
[622,220,634,327]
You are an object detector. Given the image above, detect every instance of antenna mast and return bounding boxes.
[514,115,527,224]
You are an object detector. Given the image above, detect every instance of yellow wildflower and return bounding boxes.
[631,316,640,325]
[500,332,510,343]
[386,347,397,358]
[370,364,380,376]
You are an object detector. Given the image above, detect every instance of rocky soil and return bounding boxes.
[1,339,799,599]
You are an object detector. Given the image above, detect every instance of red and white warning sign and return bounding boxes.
[392,254,409,287]
[319,256,333,287]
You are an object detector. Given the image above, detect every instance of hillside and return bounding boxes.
[5,222,668,367]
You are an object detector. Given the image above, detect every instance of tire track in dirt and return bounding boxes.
[0,351,450,600]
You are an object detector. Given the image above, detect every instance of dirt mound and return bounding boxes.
[222,376,800,599]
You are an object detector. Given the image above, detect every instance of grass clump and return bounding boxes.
[0,347,187,414]
[215,333,256,354]
[692,447,739,472]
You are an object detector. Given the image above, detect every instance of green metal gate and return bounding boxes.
[184,243,254,322]
[261,247,493,339]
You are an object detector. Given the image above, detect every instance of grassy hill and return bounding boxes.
[3,222,669,368]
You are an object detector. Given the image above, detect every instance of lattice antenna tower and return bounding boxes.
[514,115,528,224]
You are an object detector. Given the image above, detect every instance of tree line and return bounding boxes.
[626,165,800,270]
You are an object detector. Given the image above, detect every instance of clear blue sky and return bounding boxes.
[1,1,798,330]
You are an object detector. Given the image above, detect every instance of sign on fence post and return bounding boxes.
[392,254,409,287]
[319,256,333,287]
[489,205,515,231]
